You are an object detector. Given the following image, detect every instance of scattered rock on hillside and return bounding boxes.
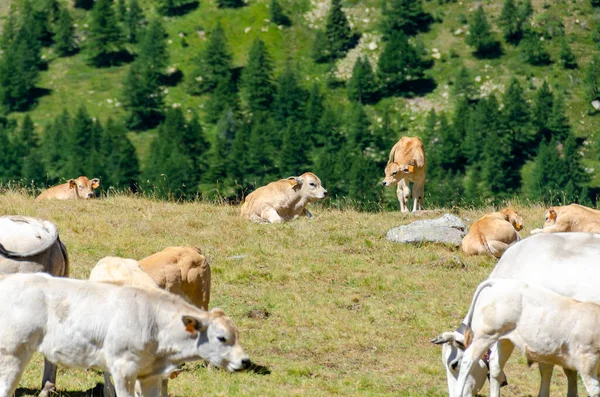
[386,214,467,247]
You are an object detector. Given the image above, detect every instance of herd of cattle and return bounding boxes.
[3,135,600,397]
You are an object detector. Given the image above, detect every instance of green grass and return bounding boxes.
[0,191,586,396]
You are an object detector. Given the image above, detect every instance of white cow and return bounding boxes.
[434,232,600,397]
[0,215,69,397]
[456,278,600,397]
[0,273,250,397]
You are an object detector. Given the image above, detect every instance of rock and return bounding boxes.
[454,28,464,35]
[432,52,441,60]
[592,100,600,111]
[386,214,467,247]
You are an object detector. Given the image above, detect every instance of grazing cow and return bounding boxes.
[240,172,328,223]
[455,278,600,397]
[0,215,69,397]
[381,136,426,213]
[531,203,600,234]
[36,176,100,200]
[461,208,523,258]
[434,232,600,397]
[0,272,250,397]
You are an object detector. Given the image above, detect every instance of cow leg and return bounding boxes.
[537,363,553,397]
[411,182,424,212]
[455,338,494,397]
[488,340,513,397]
[138,376,161,397]
[563,367,578,397]
[580,372,600,397]
[38,359,57,397]
[485,240,509,258]
[0,350,35,397]
[261,208,284,223]
[161,378,169,397]
[112,374,136,397]
[103,372,117,397]
[396,181,408,213]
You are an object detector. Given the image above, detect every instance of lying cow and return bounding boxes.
[0,215,69,397]
[461,208,523,258]
[0,272,250,397]
[240,172,328,223]
[36,176,100,200]
[531,203,600,234]
[381,136,426,213]
[434,232,600,397]
[455,278,600,397]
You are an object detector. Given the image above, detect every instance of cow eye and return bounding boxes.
[309,182,316,187]
[392,171,398,176]
[79,185,84,189]
[217,336,227,343]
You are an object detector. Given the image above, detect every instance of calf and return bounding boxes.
[381,136,426,213]
[36,176,100,200]
[461,208,523,258]
[456,278,600,397]
[241,172,328,223]
[0,272,250,397]
[531,203,600,234]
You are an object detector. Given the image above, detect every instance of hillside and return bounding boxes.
[0,192,582,396]
[1,0,600,204]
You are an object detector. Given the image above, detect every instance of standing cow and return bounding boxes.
[381,136,426,213]
[0,215,69,397]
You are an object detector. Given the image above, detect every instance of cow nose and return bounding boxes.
[381,181,386,186]
[241,358,251,369]
[323,190,328,196]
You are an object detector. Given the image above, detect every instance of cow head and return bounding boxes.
[543,208,557,228]
[68,176,100,199]
[182,308,250,372]
[500,208,523,231]
[294,172,328,202]
[381,162,413,187]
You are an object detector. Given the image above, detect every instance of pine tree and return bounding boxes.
[102,118,140,189]
[380,0,431,37]
[116,0,127,23]
[137,19,169,74]
[304,82,324,148]
[122,62,164,130]
[347,152,382,210]
[157,0,177,16]
[126,0,144,43]
[0,122,17,183]
[558,35,577,69]
[325,0,355,59]
[53,5,76,56]
[585,54,600,105]
[279,121,310,177]
[452,66,476,101]
[227,124,251,187]
[346,102,373,152]
[466,6,501,57]
[42,111,70,183]
[181,111,210,189]
[203,111,235,187]
[311,30,330,63]
[464,95,500,167]
[347,57,377,104]
[188,22,232,95]
[377,31,426,97]
[65,106,94,177]
[74,0,94,9]
[0,6,17,52]
[520,28,551,66]
[532,80,554,143]
[204,76,240,125]
[593,0,600,6]
[270,0,291,27]
[562,132,589,200]
[524,139,566,202]
[246,116,278,185]
[273,62,308,129]
[499,0,523,43]
[241,39,276,116]
[86,0,124,67]
[548,92,571,143]
[217,0,245,8]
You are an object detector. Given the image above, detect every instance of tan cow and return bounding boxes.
[36,176,100,200]
[531,203,600,234]
[461,208,523,258]
[381,136,426,213]
[240,172,328,223]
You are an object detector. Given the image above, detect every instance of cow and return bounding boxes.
[0,215,69,397]
[36,176,100,200]
[381,136,426,213]
[0,272,250,397]
[455,278,600,397]
[531,203,600,234]
[461,208,523,258]
[240,172,328,223]
[433,232,600,397]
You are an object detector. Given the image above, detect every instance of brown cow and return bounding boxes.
[531,203,600,234]
[381,137,426,213]
[36,176,100,200]
[461,208,523,258]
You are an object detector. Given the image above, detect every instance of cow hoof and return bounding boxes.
[38,382,56,397]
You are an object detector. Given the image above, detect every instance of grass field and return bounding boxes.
[0,191,584,396]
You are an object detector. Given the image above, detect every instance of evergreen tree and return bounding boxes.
[217,0,245,8]
[524,139,566,202]
[464,95,500,166]
[532,80,554,143]
[65,106,94,177]
[188,22,232,95]
[558,35,577,69]
[270,0,291,27]
[311,30,330,63]
[42,111,70,183]
[241,39,276,116]
[346,102,373,152]
[53,5,77,56]
[246,116,278,185]
[137,19,169,74]
[0,6,17,52]
[380,0,431,38]
[452,66,476,101]
[519,0,533,22]
[520,28,551,66]
[304,82,325,148]
[126,0,144,43]
[86,0,124,67]
[122,62,164,130]
[325,0,355,59]
[347,152,382,209]
[562,132,589,201]
[157,0,177,16]
[466,6,501,57]
[227,124,251,187]
[74,0,94,9]
[585,54,600,105]
[116,0,127,23]
[377,31,426,97]
[347,56,377,104]
[101,118,140,188]
[498,0,527,44]
[273,62,308,130]
[593,0,600,6]
[203,111,236,187]
[204,76,240,125]
[0,123,17,183]
[181,111,210,189]
[547,92,571,143]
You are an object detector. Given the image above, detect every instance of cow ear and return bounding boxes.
[182,315,208,335]
[91,178,100,189]
[431,332,455,345]
[548,208,557,222]
[68,179,76,190]
[286,177,302,187]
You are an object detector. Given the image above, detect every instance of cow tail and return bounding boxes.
[57,235,70,277]
[462,279,496,347]
[479,233,497,258]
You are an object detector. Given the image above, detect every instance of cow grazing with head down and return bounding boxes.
[531,203,600,234]
[0,272,250,397]
[36,176,100,200]
[0,215,69,397]
[381,136,426,213]
[240,172,328,223]
[461,208,523,258]
[433,232,600,397]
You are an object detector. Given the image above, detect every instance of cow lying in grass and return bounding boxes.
[531,203,600,234]
[456,278,600,397]
[0,272,249,397]
[461,208,523,258]
[36,176,100,200]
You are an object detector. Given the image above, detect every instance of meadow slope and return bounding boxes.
[0,192,582,396]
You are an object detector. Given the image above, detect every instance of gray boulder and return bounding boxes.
[386,214,467,246]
